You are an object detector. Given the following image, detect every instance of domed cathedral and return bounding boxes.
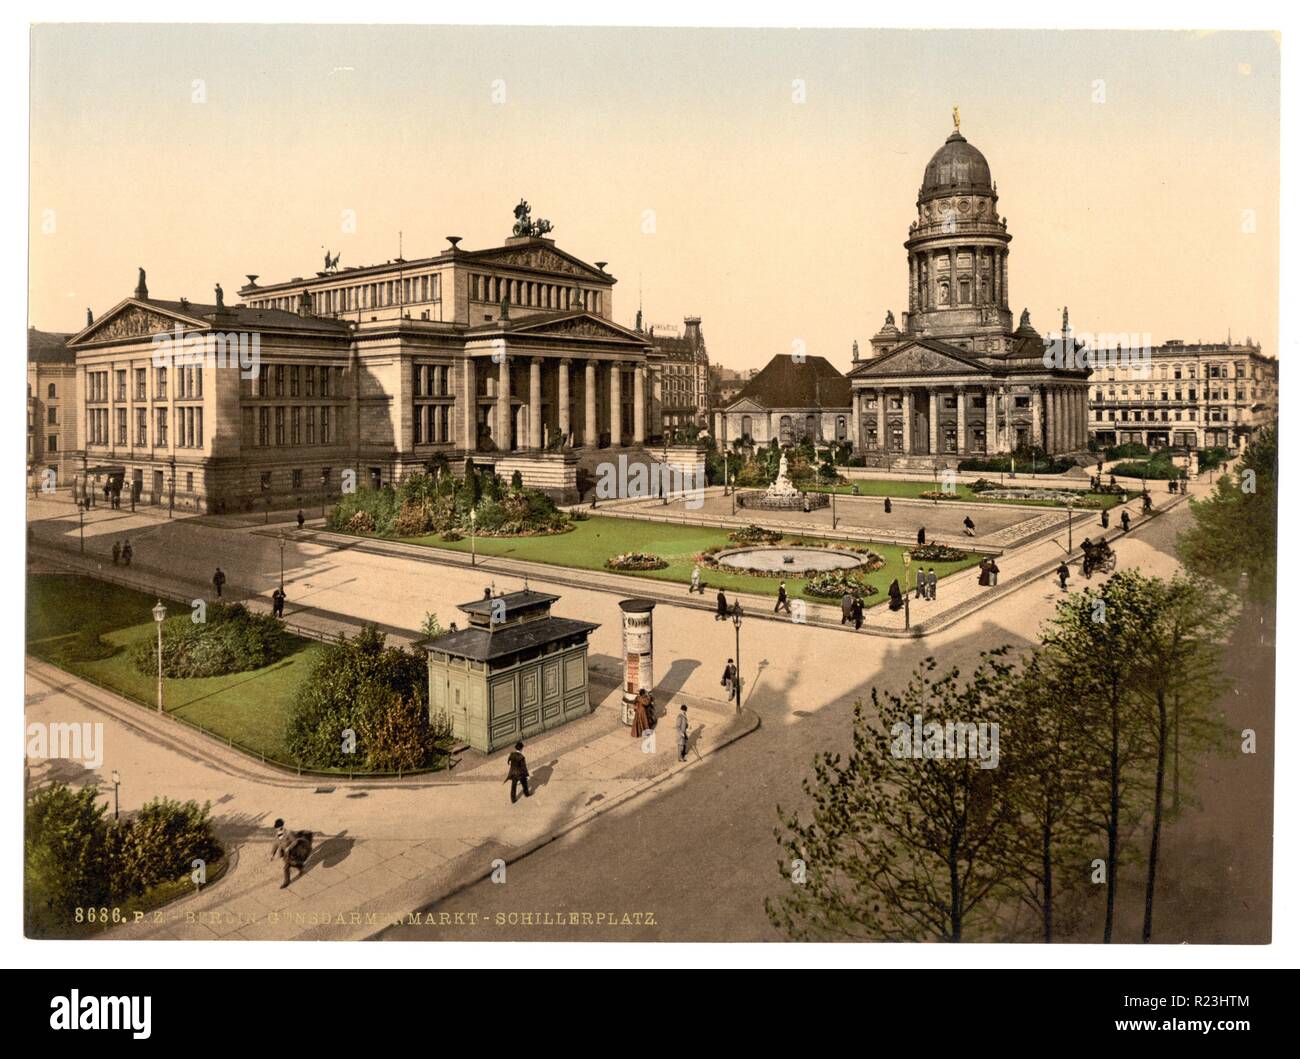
[848,111,1091,467]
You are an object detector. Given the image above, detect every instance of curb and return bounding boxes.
[358,704,763,940]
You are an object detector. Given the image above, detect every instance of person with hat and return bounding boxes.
[506,741,531,803]
[676,704,690,762]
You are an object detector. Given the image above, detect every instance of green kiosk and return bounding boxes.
[424,590,599,754]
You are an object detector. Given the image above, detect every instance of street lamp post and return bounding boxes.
[320,470,327,519]
[831,488,837,530]
[168,458,175,519]
[731,602,743,713]
[111,769,120,821]
[729,474,736,516]
[469,508,477,567]
[78,502,84,555]
[278,531,286,590]
[151,601,167,714]
[1067,498,1074,554]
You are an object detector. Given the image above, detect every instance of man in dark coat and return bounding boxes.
[917,527,926,546]
[121,540,133,566]
[926,567,938,601]
[111,541,121,566]
[632,689,651,739]
[716,589,729,620]
[270,818,313,889]
[978,558,990,587]
[676,705,690,761]
[915,567,925,599]
[851,596,864,630]
[988,560,999,586]
[884,497,892,514]
[963,515,976,537]
[506,741,531,803]
[840,591,854,625]
[775,581,792,615]
[296,509,306,529]
[722,659,739,702]
[271,586,286,618]
[1057,561,1070,591]
[212,567,226,598]
[1100,508,1110,529]
[1121,510,1131,532]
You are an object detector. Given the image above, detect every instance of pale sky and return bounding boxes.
[29,25,1279,371]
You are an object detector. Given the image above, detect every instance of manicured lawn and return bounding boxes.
[802,478,1126,510]
[27,574,318,761]
[400,516,982,605]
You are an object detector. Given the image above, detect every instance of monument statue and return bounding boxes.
[1020,308,1031,329]
[214,282,224,309]
[512,199,554,238]
[885,309,895,327]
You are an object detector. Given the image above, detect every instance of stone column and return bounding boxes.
[955,386,966,454]
[876,388,887,451]
[463,356,477,452]
[609,362,622,447]
[948,248,957,304]
[497,354,511,451]
[851,391,862,452]
[558,359,571,443]
[584,361,598,446]
[928,389,938,455]
[985,386,998,453]
[1045,386,1057,453]
[901,390,913,454]
[633,363,646,444]
[528,358,542,449]
[1030,387,1043,451]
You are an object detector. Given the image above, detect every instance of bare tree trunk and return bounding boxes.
[1143,688,1168,943]
[1041,809,1054,943]
[1104,689,1120,943]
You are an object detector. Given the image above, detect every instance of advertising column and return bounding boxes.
[618,598,656,726]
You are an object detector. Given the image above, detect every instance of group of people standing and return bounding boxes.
[109,539,133,566]
[839,592,866,630]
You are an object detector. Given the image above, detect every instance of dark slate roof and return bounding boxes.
[731,354,852,410]
[457,589,559,619]
[150,300,351,335]
[424,617,599,663]
[28,327,76,364]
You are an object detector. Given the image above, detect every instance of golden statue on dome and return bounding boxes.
[952,104,961,131]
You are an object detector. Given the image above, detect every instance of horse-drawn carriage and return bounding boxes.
[1081,538,1116,578]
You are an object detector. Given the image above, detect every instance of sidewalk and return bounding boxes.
[25,656,758,941]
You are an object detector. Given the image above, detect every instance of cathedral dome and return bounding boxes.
[919,129,993,202]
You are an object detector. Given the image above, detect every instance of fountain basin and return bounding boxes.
[714,546,863,573]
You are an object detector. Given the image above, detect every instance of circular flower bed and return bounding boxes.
[696,540,884,579]
[606,552,669,571]
[804,571,880,601]
[910,543,969,562]
[728,524,783,545]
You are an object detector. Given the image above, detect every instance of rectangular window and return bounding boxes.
[258,407,270,446]
[321,369,330,398]
[157,367,167,399]
[306,406,316,444]
[291,407,301,445]
[116,409,126,445]
[258,364,270,396]
[290,366,300,397]
[413,403,423,443]
[306,367,316,397]
[135,368,147,400]
[156,407,168,446]
[186,472,194,493]
[274,365,285,397]
[275,407,285,446]
[321,407,331,444]
[116,370,126,401]
[292,469,303,490]
[136,408,148,446]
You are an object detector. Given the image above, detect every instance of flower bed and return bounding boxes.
[803,571,880,601]
[728,524,783,545]
[695,539,884,579]
[605,552,669,571]
[909,543,969,563]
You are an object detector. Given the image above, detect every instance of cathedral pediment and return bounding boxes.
[850,339,990,378]
[70,299,209,346]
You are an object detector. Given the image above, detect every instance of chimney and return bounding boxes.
[683,316,702,348]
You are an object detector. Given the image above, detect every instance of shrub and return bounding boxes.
[1111,459,1178,480]
[52,627,116,663]
[803,571,879,600]
[25,783,109,937]
[910,543,969,562]
[606,552,669,571]
[510,469,524,491]
[345,510,376,534]
[109,797,222,896]
[729,524,783,545]
[286,625,441,771]
[1104,442,1150,460]
[129,602,290,679]
[392,499,433,537]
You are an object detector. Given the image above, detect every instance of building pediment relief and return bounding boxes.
[514,314,642,343]
[723,397,767,413]
[71,301,204,346]
[855,341,987,378]
[473,245,606,282]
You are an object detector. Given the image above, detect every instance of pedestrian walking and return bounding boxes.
[212,567,226,598]
[111,541,121,566]
[915,567,925,599]
[963,515,976,537]
[1100,509,1110,529]
[270,818,313,889]
[1120,510,1131,533]
[715,589,729,620]
[121,540,132,566]
[775,581,792,615]
[296,509,305,529]
[272,586,286,619]
[676,705,690,761]
[988,559,999,587]
[926,567,937,601]
[1142,492,1153,514]
[1180,478,1188,495]
[1057,561,1070,591]
[883,496,892,514]
[851,595,864,630]
[506,741,531,803]
[840,591,854,625]
[978,557,990,587]
[887,578,903,612]
[721,658,738,701]
[917,526,926,546]
[690,565,702,594]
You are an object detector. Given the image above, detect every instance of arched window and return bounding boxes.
[836,416,847,440]
[741,415,752,439]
